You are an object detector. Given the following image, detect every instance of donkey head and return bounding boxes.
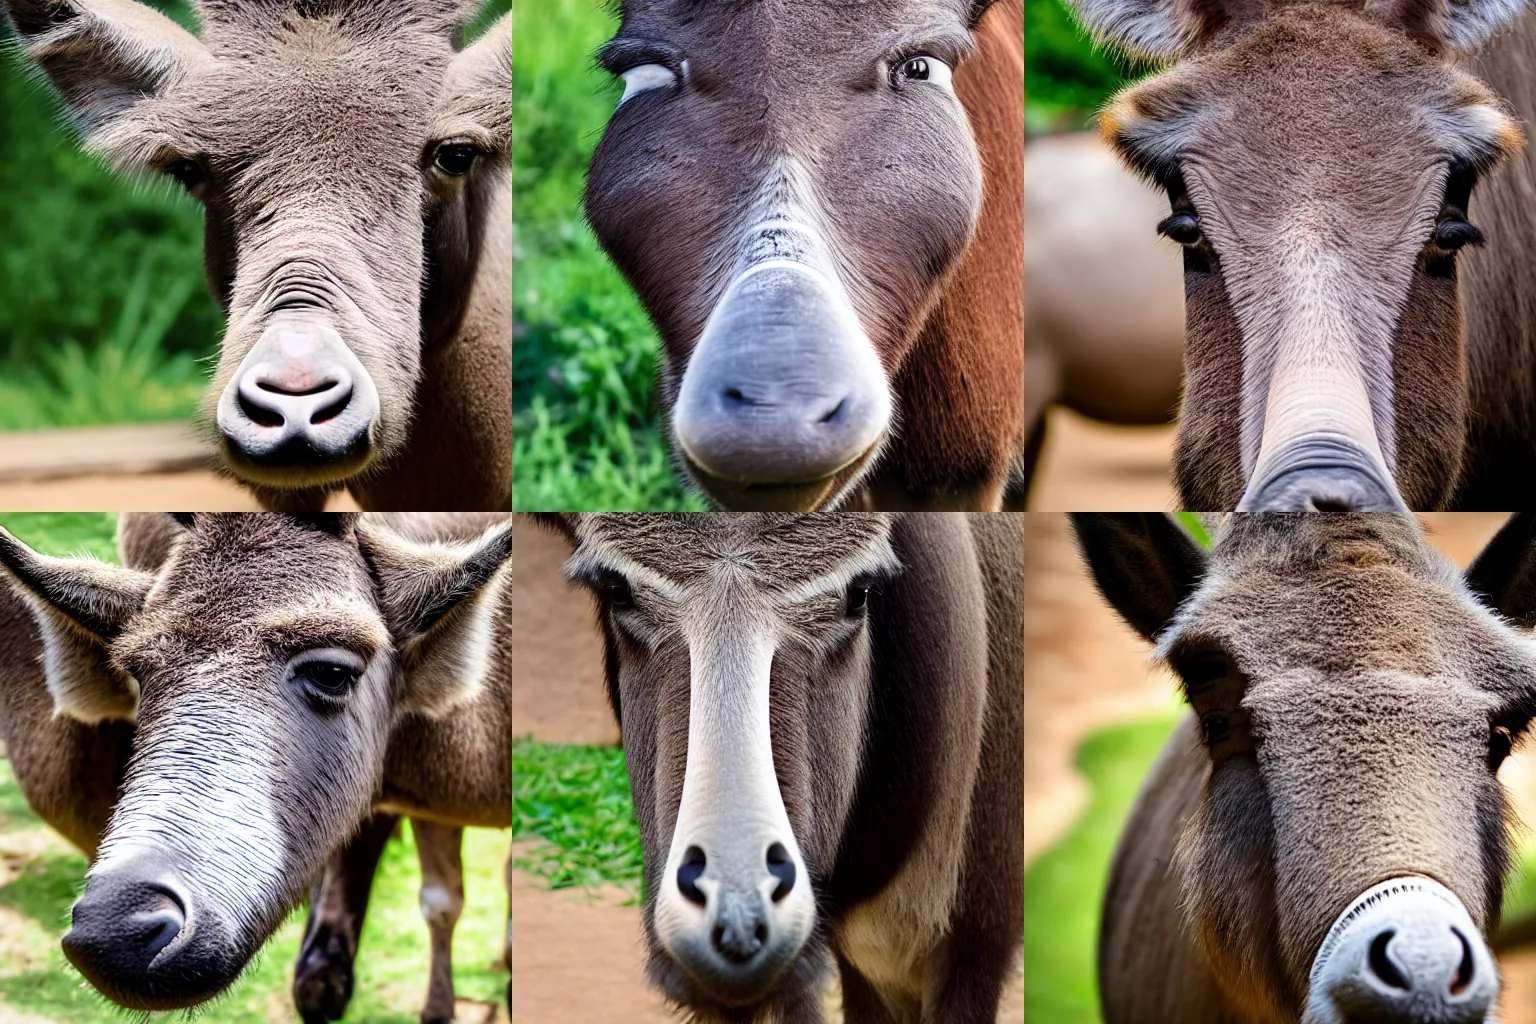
[541,513,925,1015]
[1,0,510,498]
[0,512,510,1010]
[1072,0,1525,511]
[1074,512,1536,1022]
[586,1,1000,511]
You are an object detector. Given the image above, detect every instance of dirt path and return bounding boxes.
[0,470,361,510]
[510,520,1024,1022]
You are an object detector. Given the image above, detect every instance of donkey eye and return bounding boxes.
[287,648,366,709]
[165,158,205,192]
[1432,218,1484,252]
[1433,157,1483,254]
[1490,724,1516,771]
[889,54,952,90]
[595,572,635,611]
[1157,211,1203,246]
[1201,714,1230,746]
[433,144,478,177]
[845,584,872,617]
[298,662,358,694]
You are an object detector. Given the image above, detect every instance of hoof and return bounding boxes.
[293,925,354,1022]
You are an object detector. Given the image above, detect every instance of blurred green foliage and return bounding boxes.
[510,0,704,510]
[0,511,510,1021]
[1024,0,1150,133]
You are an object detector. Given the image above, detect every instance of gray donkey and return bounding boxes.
[1,0,511,511]
[0,512,511,1019]
[1072,512,1536,1023]
[537,512,1023,1023]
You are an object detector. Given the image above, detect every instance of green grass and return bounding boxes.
[0,512,511,1022]
[512,740,644,896]
[510,0,704,511]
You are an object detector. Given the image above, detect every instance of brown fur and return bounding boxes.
[2,0,511,511]
[0,512,511,1014]
[1074,513,1536,1021]
[536,512,1022,1024]
[585,1,1023,512]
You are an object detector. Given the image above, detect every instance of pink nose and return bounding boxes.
[217,323,379,473]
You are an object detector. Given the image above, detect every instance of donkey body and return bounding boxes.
[585,1,1024,513]
[1071,0,1536,511]
[2,0,511,511]
[540,512,1022,1023]
[0,512,512,1017]
[1073,513,1536,1023]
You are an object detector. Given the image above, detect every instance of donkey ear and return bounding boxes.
[1070,513,1207,642]
[1068,0,1227,58]
[3,0,211,138]
[1465,513,1536,626]
[357,518,512,716]
[435,13,510,158]
[0,528,152,723]
[1367,0,1523,53]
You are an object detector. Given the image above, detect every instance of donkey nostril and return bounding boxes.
[1450,927,1475,995]
[723,387,747,404]
[818,398,847,425]
[255,378,337,398]
[677,845,707,906]
[309,388,352,426]
[766,842,795,903]
[1309,498,1353,512]
[238,391,285,428]
[1367,929,1410,991]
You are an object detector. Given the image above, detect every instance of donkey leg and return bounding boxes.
[294,811,400,1024]
[835,952,899,1024]
[413,818,465,1024]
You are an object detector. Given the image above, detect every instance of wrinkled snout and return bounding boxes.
[1237,439,1408,512]
[1306,877,1498,1024]
[62,850,240,1011]
[673,264,891,509]
[216,318,380,483]
[654,824,816,1004]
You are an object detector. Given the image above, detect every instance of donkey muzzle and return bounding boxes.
[216,317,380,485]
[673,262,891,508]
[63,848,240,1011]
[1237,438,1407,512]
[1305,876,1497,1024]
[653,826,816,1005]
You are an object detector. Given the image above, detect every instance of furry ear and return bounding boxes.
[3,0,212,139]
[1367,0,1523,54]
[1068,0,1234,59]
[434,13,510,158]
[357,518,512,716]
[524,512,576,542]
[0,527,152,722]
[1465,513,1536,626]
[1069,513,1207,642]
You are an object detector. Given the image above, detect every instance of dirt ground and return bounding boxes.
[0,470,361,510]
[1024,499,1536,1018]
[510,520,1024,1023]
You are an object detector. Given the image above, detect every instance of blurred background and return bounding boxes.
[1024,0,1190,512]
[511,0,704,511]
[0,1,504,510]
[1024,512,1536,1023]
[0,513,510,1023]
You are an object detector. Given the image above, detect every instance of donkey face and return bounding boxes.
[1073,0,1524,511]
[556,513,899,1013]
[586,1,992,511]
[1074,513,1536,1022]
[2,0,510,494]
[0,513,510,1010]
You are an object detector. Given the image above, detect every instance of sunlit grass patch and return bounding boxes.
[512,739,644,897]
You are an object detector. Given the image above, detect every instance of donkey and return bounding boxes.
[534,512,1023,1023]
[1071,512,1536,1022]
[1070,0,1536,511]
[1,0,511,511]
[584,0,1024,513]
[0,512,512,1017]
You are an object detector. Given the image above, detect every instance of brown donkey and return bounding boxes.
[1071,512,1536,1022]
[536,512,1023,1023]
[585,1,1024,513]
[0,513,511,1018]
[1071,0,1536,511]
[1,0,511,511]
